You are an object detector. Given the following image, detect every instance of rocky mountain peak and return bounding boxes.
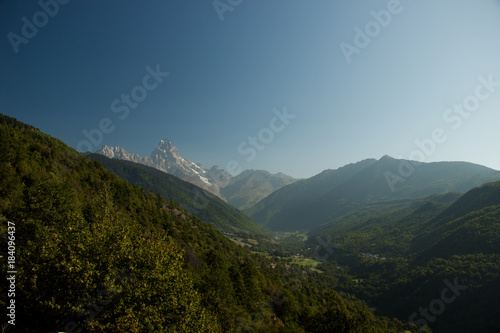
[152,138,181,160]
[96,145,140,161]
[95,139,232,199]
[157,138,176,151]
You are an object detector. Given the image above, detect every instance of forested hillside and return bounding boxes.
[247,156,500,231]
[309,182,500,332]
[0,115,420,332]
[86,153,266,235]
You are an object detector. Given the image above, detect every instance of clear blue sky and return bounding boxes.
[1,0,500,178]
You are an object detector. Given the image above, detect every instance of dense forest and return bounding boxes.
[305,182,500,332]
[0,114,422,332]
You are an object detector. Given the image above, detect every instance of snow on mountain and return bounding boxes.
[96,145,146,163]
[95,139,230,198]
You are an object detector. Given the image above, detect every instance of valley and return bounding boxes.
[225,231,322,268]
[76,144,500,333]
[3,2,500,332]
[1,114,499,332]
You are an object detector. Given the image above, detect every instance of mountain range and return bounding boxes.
[96,140,297,209]
[4,113,500,332]
[245,155,500,231]
[0,113,420,333]
[96,140,230,197]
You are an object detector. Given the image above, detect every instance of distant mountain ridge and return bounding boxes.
[96,140,296,207]
[220,169,297,209]
[245,156,500,231]
[97,139,230,198]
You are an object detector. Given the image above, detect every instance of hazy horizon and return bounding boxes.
[2,0,500,178]
[94,139,500,179]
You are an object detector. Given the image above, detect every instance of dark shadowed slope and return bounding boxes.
[87,153,267,235]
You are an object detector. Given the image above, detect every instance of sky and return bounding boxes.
[1,0,500,179]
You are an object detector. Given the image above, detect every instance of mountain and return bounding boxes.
[312,192,462,257]
[412,180,500,261]
[86,153,267,235]
[313,181,500,258]
[96,141,297,209]
[246,156,500,231]
[244,159,378,230]
[0,114,418,332]
[220,169,297,209]
[308,181,500,333]
[96,140,231,198]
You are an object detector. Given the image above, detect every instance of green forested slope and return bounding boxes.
[86,153,267,235]
[308,182,500,332]
[0,114,418,332]
[247,156,500,232]
[245,158,378,230]
[412,181,500,261]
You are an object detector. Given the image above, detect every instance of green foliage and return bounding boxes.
[0,114,419,332]
[306,180,500,332]
[16,213,220,332]
[86,153,267,235]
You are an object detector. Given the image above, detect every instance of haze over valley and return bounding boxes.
[1,1,500,332]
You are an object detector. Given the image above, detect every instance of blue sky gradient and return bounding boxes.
[1,0,500,178]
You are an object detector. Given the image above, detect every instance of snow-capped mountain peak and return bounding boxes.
[96,139,230,199]
[96,145,144,162]
[155,138,179,157]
